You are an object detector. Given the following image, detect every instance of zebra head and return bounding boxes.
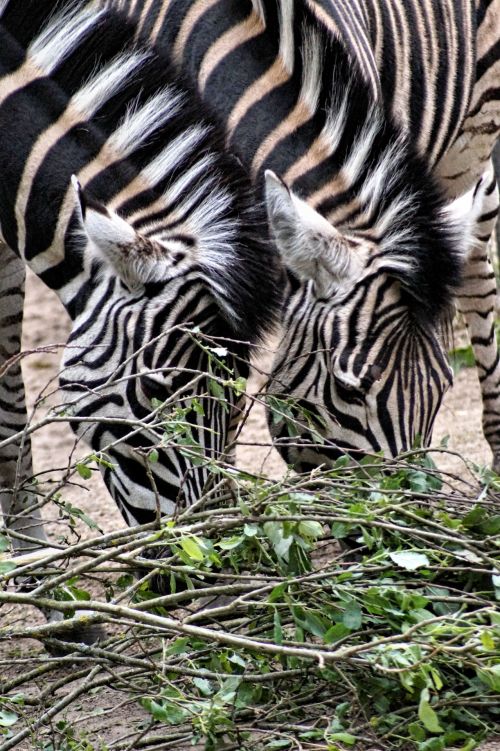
[56,159,279,525]
[0,0,280,527]
[264,170,487,470]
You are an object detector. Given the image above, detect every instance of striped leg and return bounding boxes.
[0,241,106,643]
[494,142,500,264]
[0,240,48,552]
[457,165,500,471]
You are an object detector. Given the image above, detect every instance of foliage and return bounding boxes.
[130,451,499,750]
[449,344,476,374]
[0,361,499,750]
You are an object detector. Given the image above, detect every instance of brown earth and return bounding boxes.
[0,270,496,750]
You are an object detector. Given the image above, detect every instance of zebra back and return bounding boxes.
[112,0,498,196]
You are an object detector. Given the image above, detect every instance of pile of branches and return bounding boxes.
[1,444,499,751]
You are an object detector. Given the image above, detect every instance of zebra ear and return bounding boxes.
[264,171,361,295]
[72,175,136,248]
[72,176,167,289]
[441,175,490,258]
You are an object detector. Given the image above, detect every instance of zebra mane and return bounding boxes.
[253,0,463,324]
[329,93,464,325]
[0,0,280,343]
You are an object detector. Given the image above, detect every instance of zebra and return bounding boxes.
[0,0,280,568]
[106,0,500,470]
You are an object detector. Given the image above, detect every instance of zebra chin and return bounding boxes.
[267,407,428,473]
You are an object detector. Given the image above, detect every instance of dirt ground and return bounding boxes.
[0,270,497,750]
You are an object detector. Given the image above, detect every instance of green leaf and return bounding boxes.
[480,631,495,650]
[0,710,18,727]
[462,505,486,527]
[65,585,91,601]
[268,582,287,603]
[342,600,362,630]
[408,722,427,742]
[327,732,356,746]
[410,608,434,623]
[228,653,246,668]
[302,610,328,637]
[390,551,430,571]
[0,561,17,574]
[408,470,430,492]
[330,522,350,539]
[478,514,500,535]
[165,637,190,655]
[243,523,259,537]
[216,676,241,703]
[297,520,324,539]
[0,534,9,553]
[141,698,186,725]
[449,345,475,373]
[76,462,92,480]
[457,742,477,751]
[180,537,204,561]
[324,623,350,643]
[209,378,225,401]
[61,502,100,530]
[418,689,443,733]
[263,521,293,562]
[190,399,205,416]
[476,664,500,692]
[148,449,159,463]
[417,739,445,751]
[218,535,243,550]
[2,693,24,706]
[193,677,212,696]
[231,376,247,396]
[430,667,443,691]
[117,574,134,589]
[491,611,500,626]
[89,452,115,470]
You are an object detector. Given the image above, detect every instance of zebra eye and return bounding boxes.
[334,373,359,390]
[333,369,364,392]
[354,364,383,392]
[286,268,302,294]
[333,373,365,406]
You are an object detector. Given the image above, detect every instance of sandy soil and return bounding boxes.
[0,270,496,749]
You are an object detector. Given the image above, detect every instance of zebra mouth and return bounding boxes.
[271,432,374,473]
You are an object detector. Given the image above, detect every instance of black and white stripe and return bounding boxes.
[110,0,496,189]
[108,0,500,470]
[0,0,280,546]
